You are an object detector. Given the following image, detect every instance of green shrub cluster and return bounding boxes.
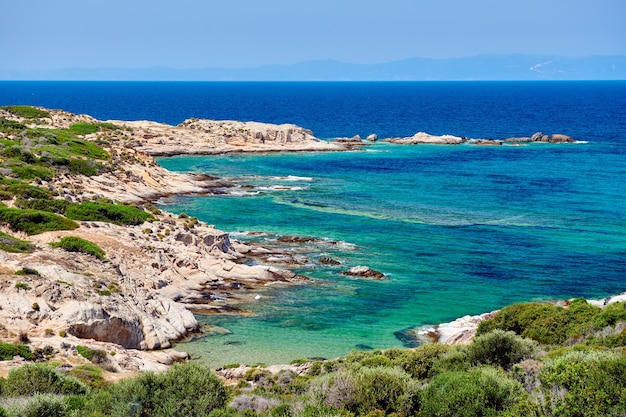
[477,299,626,346]
[69,122,120,136]
[0,230,34,253]
[65,202,154,226]
[1,364,88,396]
[0,343,33,360]
[78,362,227,417]
[51,236,106,261]
[1,105,51,119]
[0,207,79,235]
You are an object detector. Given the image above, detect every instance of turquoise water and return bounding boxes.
[3,81,625,367]
[158,141,626,367]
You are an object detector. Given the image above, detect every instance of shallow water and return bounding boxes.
[159,140,626,366]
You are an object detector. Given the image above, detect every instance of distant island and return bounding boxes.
[2,54,626,81]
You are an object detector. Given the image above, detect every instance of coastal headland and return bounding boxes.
[0,105,589,377]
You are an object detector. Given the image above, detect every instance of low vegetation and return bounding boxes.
[0,231,34,253]
[0,300,623,417]
[0,106,51,119]
[50,236,106,260]
[64,201,154,226]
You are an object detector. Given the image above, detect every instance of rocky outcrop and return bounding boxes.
[114,118,345,156]
[470,139,503,146]
[342,266,385,280]
[505,132,576,144]
[384,132,466,145]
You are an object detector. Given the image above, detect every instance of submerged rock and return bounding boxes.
[342,266,385,280]
[319,256,341,266]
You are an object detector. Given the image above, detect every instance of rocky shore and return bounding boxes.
[0,108,346,376]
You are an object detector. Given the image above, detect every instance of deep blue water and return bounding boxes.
[2,81,625,366]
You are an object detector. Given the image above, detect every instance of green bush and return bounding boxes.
[0,343,33,360]
[98,362,228,417]
[538,350,626,417]
[0,179,51,200]
[0,231,34,253]
[3,363,88,396]
[477,300,607,345]
[65,202,154,226]
[0,207,79,235]
[69,123,100,135]
[66,364,107,390]
[419,367,526,417]
[69,122,119,135]
[308,366,419,416]
[9,163,55,181]
[76,345,97,361]
[51,236,106,260]
[4,393,68,417]
[0,117,26,132]
[466,330,538,370]
[67,158,105,176]
[1,105,51,119]
[389,343,452,379]
[14,198,70,214]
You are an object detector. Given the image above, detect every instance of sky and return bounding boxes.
[2,0,625,70]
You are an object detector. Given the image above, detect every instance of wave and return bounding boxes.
[269,175,315,181]
[256,185,309,191]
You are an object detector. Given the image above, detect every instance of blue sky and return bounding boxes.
[2,0,625,70]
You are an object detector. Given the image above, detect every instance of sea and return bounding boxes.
[1,81,625,367]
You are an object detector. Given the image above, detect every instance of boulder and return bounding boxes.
[366,134,378,142]
[319,256,341,266]
[342,266,385,280]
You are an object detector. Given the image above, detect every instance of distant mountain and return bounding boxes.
[2,55,626,81]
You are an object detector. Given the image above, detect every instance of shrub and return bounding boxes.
[76,345,96,361]
[538,350,626,416]
[4,393,67,417]
[65,202,154,226]
[0,343,33,360]
[389,343,452,379]
[14,282,32,290]
[0,179,51,200]
[418,367,526,417]
[3,363,88,396]
[69,123,100,135]
[14,198,70,214]
[69,122,119,135]
[103,362,228,417]
[66,364,107,389]
[9,163,55,180]
[15,267,39,275]
[308,366,419,416]
[1,105,51,119]
[0,207,79,235]
[477,300,606,345]
[465,329,538,370]
[230,395,280,413]
[0,117,26,131]
[67,158,105,176]
[51,236,106,260]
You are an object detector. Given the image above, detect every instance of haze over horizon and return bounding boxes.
[2,0,625,79]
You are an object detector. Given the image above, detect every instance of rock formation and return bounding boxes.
[342,266,385,280]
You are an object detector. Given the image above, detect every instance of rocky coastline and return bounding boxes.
[0,106,588,377]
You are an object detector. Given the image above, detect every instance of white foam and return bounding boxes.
[269,175,314,181]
